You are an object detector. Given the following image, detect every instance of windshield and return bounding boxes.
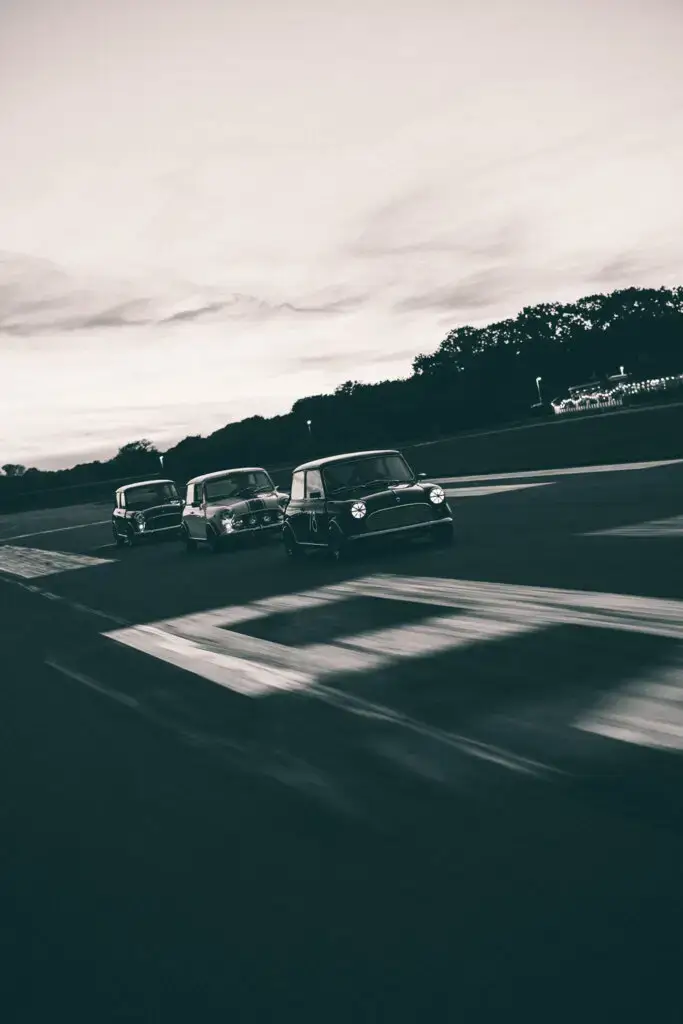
[322,454,414,495]
[204,470,274,503]
[124,482,179,510]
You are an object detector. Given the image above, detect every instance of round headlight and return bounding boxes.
[351,501,367,519]
[428,486,445,505]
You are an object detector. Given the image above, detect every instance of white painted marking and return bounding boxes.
[576,658,683,751]
[437,459,683,485]
[106,602,538,696]
[585,514,683,538]
[0,545,113,579]
[0,519,111,543]
[104,573,683,707]
[443,482,553,497]
[332,575,683,640]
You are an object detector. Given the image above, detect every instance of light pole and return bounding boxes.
[535,376,543,404]
[306,419,312,438]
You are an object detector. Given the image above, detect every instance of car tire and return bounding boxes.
[431,521,454,547]
[112,523,126,548]
[182,525,198,553]
[207,526,223,554]
[283,526,304,561]
[327,523,349,563]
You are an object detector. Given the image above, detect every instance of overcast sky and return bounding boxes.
[1,0,682,469]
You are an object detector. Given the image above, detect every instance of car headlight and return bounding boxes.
[351,501,367,519]
[428,486,445,505]
[133,512,146,530]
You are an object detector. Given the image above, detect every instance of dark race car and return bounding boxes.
[112,479,184,547]
[282,449,453,562]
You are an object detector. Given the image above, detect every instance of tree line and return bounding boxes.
[2,285,681,505]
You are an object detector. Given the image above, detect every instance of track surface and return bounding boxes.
[2,460,683,1022]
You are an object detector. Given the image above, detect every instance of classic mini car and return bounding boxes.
[282,449,453,561]
[181,466,288,552]
[112,479,184,547]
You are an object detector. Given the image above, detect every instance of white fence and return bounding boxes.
[552,374,683,415]
[553,396,624,415]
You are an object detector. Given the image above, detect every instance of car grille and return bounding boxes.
[233,509,281,530]
[364,503,434,533]
[145,511,182,531]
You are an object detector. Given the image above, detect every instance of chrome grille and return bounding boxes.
[365,503,433,532]
[233,509,281,530]
[145,511,182,531]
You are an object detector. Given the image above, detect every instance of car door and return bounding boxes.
[184,483,204,539]
[305,469,328,546]
[286,471,308,543]
[113,491,125,537]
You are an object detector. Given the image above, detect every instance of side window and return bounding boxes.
[185,483,195,506]
[290,472,305,501]
[305,470,324,497]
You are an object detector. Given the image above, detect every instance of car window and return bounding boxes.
[185,484,196,505]
[305,470,324,496]
[290,472,305,500]
[204,471,273,503]
[323,454,413,493]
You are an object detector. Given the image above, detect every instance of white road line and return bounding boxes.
[0,519,111,543]
[443,482,553,497]
[336,575,683,640]
[45,658,140,709]
[436,458,683,485]
[576,658,683,752]
[585,514,683,538]
[0,544,114,579]
[104,573,683,707]
[104,585,546,697]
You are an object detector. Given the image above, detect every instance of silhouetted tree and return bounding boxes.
[2,285,681,509]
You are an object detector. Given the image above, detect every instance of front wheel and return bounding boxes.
[207,527,224,554]
[327,523,350,563]
[182,525,197,553]
[283,527,304,561]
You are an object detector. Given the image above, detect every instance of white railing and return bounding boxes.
[552,374,683,415]
[553,397,623,415]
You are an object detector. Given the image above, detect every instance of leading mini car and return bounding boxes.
[282,449,453,561]
[181,466,288,553]
[112,478,184,547]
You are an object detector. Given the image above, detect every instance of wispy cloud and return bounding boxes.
[0,254,371,336]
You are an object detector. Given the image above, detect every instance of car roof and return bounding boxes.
[116,478,175,494]
[293,450,401,473]
[187,467,270,486]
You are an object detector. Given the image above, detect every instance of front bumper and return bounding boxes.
[220,519,283,537]
[348,515,453,543]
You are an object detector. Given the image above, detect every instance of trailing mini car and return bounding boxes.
[112,479,184,547]
[282,449,453,561]
[181,466,288,553]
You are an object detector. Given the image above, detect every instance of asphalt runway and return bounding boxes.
[1,459,683,1022]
